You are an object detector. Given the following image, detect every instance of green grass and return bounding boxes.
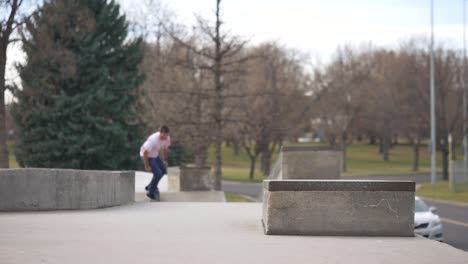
[224,192,256,202]
[206,143,273,182]
[221,167,264,183]
[206,142,447,182]
[8,141,18,168]
[6,138,461,192]
[417,182,468,204]
[8,138,468,204]
[343,143,443,177]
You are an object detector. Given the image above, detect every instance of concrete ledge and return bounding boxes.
[277,146,342,179]
[0,169,135,211]
[168,166,212,191]
[179,166,212,191]
[264,180,415,192]
[263,180,415,236]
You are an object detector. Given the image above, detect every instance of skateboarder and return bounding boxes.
[140,125,171,201]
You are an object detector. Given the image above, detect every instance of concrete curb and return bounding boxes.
[419,197,468,208]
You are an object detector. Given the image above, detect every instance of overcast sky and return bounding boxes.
[142,0,463,59]
[5,0,465,102]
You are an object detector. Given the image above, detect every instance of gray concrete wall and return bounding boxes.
[280,146,342,179]
[179,166,212,191]
[262,180,415,236]
[0,169,135,211]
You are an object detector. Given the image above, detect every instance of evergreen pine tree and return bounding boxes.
[13,0,144,170]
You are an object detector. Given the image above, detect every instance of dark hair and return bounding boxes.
[160,125,170,134]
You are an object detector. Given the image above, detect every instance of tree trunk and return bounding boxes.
[451,140,457,161]
[412,135,420,172]
[0,47,9,168]
[383,135,389,161]
[233,140,239,156]
[441,136,449,180]
[379,136,384,154]
[341,142,347,172]
[442,148,449,180]
[261,150,271,176]
[249,156,256,180]
[213,129,222,190]
[242,142,260,181]
[0,0,20,169]
[213,0,223,191]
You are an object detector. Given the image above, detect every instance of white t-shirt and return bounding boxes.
[139,132,171,158]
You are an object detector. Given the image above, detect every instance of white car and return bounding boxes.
[414,197,444,241]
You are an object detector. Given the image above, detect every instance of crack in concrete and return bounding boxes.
[365,199,397,215]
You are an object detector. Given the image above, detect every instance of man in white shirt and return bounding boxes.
[140,125,171,201]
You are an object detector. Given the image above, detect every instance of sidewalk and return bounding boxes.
[1,202,467,264]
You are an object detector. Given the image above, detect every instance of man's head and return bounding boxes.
[159,125,170,140]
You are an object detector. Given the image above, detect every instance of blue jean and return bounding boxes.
[147,156,167,195]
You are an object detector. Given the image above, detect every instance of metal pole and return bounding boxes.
[449,134,455,192]
[430,0,437,186]
[463,0,468,183]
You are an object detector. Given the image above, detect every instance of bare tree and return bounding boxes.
[364,50,403,162]
[140,37,214,165]
[235,43,310,179]
[396,43,431,171]
[434,47,464,179]
[311,45,372,172]
[398,39,463,179]
[0,0,27,167]
[162,0,250,190]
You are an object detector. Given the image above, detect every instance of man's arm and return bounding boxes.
[143,150,151,172]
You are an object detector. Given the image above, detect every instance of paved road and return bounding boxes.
[222,175,468,252]
[222,174,445,201]
[347,174,445,183]
[223,180,263,201]
[423,199,468,252]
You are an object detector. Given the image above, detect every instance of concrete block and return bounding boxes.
[262,180,415,236]
[279,146,342,179]
[167,167,181,192]
[179,166,212,191]
[0,169,135,211]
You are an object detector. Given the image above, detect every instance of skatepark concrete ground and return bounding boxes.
[1,172,467,264]
[1,201,468,264]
